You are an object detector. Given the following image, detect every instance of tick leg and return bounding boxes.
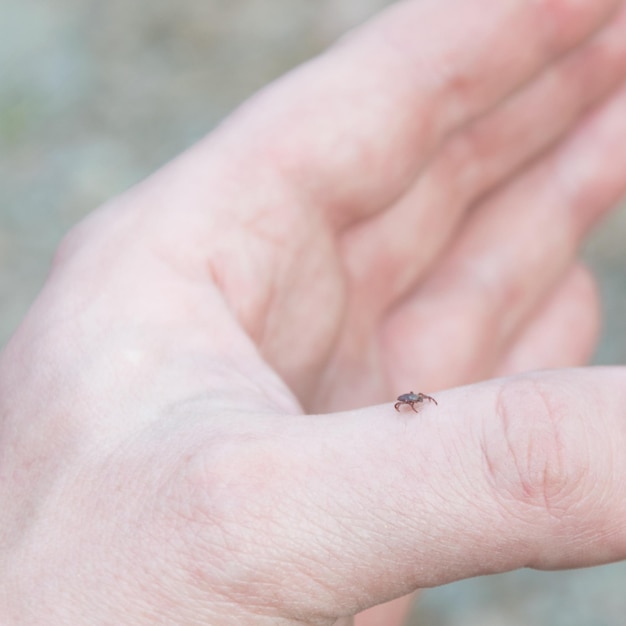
[394,402,402,411]
[409,402,419,413]
[421,394,438,405]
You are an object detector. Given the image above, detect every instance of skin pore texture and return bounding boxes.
[2,0,626,625]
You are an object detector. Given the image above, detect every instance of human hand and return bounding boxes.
[3,1,626,625]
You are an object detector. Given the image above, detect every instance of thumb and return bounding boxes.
[263,368,626,619]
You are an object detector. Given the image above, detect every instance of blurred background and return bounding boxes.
[1,1,626,623]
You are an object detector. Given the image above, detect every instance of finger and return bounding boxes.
[342,4,626,308]
[262,367,626,619]
[190,0,621,231]
[92,0,622,250]
[496,263,600,375]
[355,263,599,624]
[379,81,626,392]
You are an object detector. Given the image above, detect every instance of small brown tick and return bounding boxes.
[394,391,438,412]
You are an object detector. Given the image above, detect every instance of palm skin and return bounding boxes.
[3,1,626,626]
[195,0,626,412]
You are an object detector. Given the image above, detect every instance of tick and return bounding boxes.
[394,391,438,413]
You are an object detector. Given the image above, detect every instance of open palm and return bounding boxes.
[3,1,626,625]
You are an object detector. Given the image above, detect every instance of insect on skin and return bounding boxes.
[394,391,438,413]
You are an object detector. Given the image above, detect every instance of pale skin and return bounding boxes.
[3,0,626,625]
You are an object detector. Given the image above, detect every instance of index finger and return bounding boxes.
[260,367,626,618]
[192,0,622,228]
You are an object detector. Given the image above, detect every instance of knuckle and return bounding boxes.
[168,435,335,618]
[481,377,589,519]
[174,436,276,534]
[164,437,281,594]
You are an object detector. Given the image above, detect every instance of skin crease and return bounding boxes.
[3,1,626,625]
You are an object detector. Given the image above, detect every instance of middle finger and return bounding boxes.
[342,5,626,312]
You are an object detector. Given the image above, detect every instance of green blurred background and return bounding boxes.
[2,1,626,623]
